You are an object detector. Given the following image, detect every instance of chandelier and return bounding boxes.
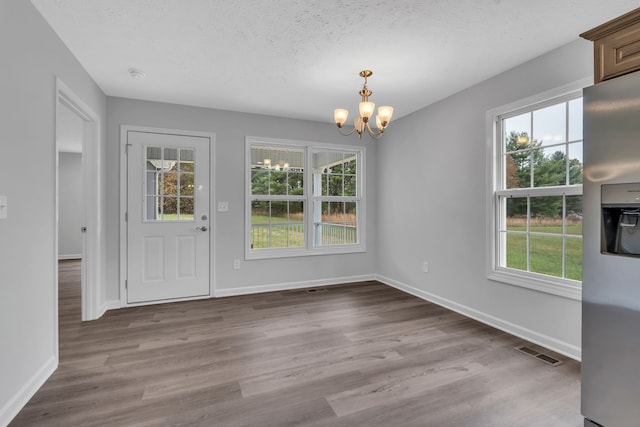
[334,69,394,140]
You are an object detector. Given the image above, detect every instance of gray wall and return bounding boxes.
[105,98,378,302]
[0,1,106,423]
[58,152,83,258]
[1,2,593,421]
[376,39,592,359]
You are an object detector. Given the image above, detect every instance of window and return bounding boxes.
[246,137,365,259]
[145,146,195,221]
[488,86,585,299]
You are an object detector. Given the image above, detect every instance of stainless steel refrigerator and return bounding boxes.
[582,70,640,426]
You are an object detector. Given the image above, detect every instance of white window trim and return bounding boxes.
[485,77,591,301]
[245,136,366,260]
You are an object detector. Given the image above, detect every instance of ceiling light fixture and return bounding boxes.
[334,69,393,140]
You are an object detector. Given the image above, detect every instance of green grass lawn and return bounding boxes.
[156,214,194,221]
[251,215,304,248]
[506,231,582,281]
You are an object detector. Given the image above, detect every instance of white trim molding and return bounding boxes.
[485,77,592,301]
[0,355,57,427]
[56,77,103,322]
[376,274,581,361]
[119,125,217,307]
[214,274,376,298]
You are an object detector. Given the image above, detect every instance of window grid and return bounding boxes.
[246,138,364,259]
[495,93,583,283]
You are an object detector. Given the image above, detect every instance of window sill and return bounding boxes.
[246,245,366,260]
[488,268,581,301]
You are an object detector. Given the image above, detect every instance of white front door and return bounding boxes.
[126,130,210,304]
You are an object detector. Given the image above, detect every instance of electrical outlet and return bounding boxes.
[233,259,241,270]
[422,261,429,273]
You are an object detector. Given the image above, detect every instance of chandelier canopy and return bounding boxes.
[334,69,394,140]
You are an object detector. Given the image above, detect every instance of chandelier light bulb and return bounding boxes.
[334,109,349,128]
[359,102,375,121]
[378,106,394,126]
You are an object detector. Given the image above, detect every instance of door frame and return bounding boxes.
[55,78,102,322]
[119,125,216,307]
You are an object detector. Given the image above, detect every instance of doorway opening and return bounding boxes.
[55,78,102,324]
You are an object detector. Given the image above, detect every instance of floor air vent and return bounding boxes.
[515,346,563,366]
[306,287,327,294]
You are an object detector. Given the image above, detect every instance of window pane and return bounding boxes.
[530,196,563,234]
[568,143,583,185]
[162,196,178,220]
[251,170,269,195]
[533,103,566,146]
[251,145,304,171]
[147,146,161,160]
[328,173,344,197]
[568,98,583,142]
[530,234,563,277]
[566,195,583,236]
[270,171,288,195]
[505,232,527,271]
[506,197,527,231]
[496,95,583,285]
[566,237,583,280]
[533,146,566,187]
[180,173,194,196]
[251,201,270,223]
[288,172,304,195]
[312,151,358,197]
[345,157,357,175]
[146,196,157,220]
[179,197,194,220]
[315,201,357,245]
[344,174,356,196]
[164,147,178,161]
[163,173,178,196]
[180,148,194,162]
[504,113,531,147]
[146,171,157,196]
[250,200,304,249]
[321,173,329,196]
[181,161,195,173]
[505,150,530,189]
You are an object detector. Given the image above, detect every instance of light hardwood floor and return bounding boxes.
[10,260,582,426]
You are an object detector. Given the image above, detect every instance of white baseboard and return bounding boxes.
[214,274,376,298]
[58,254,82,260]
[0,355,57,427]
[376,275,581,361]
[98,300,121,318]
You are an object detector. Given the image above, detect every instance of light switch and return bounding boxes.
[0,196,6,219]
[217,201,229,212]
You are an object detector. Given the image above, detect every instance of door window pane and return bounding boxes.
[145,145,196,222]
[179,197,194,220]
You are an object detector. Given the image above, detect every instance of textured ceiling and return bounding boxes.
[31,0,639,123]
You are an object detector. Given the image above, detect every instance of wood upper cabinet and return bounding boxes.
[581,8,640,84]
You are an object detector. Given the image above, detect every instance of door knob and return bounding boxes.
[196,226,208,232]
